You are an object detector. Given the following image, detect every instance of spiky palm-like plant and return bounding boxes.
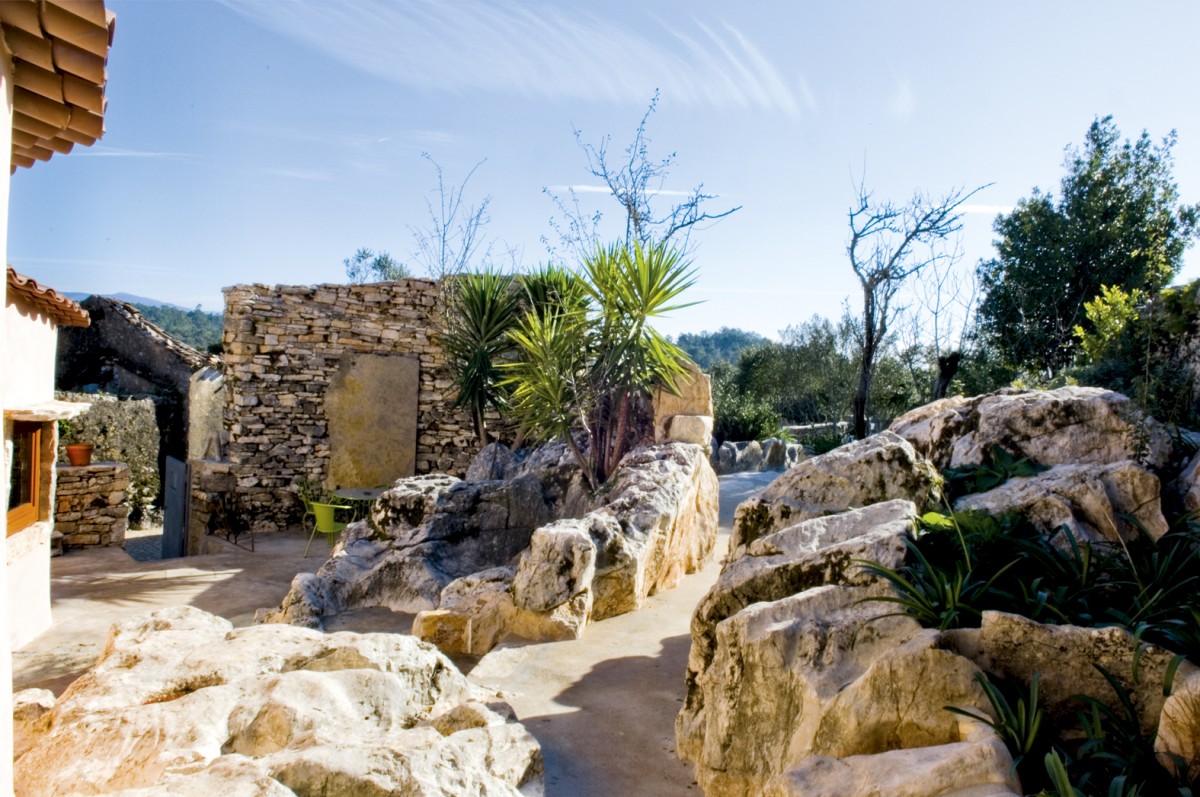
[441,270,519,447]
[502,241,697,490]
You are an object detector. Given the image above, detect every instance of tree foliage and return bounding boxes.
[130,303,223,352]
[343,247,410,283]
[675,327,768,370]
[976,116,1199,378]
[440,270,520,447]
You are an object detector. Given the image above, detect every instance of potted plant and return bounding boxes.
[58,417,93,468]
[65,442,94,467]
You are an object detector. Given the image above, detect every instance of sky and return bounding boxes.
[9,1,1200,340]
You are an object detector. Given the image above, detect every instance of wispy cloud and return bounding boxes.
[962,204,1013,215]
[75,146,195,160]
[888,78,915,120]
[219,1,802,116]
[259,167,337,183]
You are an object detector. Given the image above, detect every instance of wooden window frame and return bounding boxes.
[7,422,42,534]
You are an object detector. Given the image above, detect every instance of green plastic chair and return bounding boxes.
[303,501,353,557]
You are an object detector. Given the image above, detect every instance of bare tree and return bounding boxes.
[544,91,740,260]
[409,153,498,279]
[911,239,981,399]
[847,179,985,439]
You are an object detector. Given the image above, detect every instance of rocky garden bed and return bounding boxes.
[678,386,1200,796]
[258,438,719,657]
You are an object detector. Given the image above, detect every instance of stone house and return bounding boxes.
[56,295,225,514]
[0,1,117,789]
[218,279,476,530]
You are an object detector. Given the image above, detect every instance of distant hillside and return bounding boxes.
[129,303,223,352]
[675,327,769,370]
[64,291,189,310]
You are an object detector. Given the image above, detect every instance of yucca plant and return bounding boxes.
[501,241,697,489]
[440,270,519,447]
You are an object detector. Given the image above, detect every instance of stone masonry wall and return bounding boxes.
[221,279,475,530]
[54,463,130,547]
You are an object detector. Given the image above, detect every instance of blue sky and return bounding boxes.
[9,1,1200,339]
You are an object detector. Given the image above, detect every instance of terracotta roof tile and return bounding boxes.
[0,1,114,171]
[6,266,90,327]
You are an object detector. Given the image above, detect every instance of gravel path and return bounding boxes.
[468,472,776,797]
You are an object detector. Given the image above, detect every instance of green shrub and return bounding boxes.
[712,377,780,442]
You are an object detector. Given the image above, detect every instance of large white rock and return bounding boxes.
[15,606,542,796]
[962,611,1197,738]
[676,584,999,797]
[732,431,940,551]
[768,739,1020,797]
[687,500,916,690]
[512,520,597,612]
[890,387,1172,471]
[1157,667,1200,778]
[954,461,1169,543]
[414,443,719,655]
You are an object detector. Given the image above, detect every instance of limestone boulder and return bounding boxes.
[890,386,1172,471]
[667,414,714,447]
[1157,667,1200,777]
[465,442,517,481]
[716,441,737,474]
[15,606,542,796]
[1176,449,1200,515]
[12,689,54,760]
[369,473,460,539]
[413,442,717,655]
[770,739,1020,797]
[599,442,719,608]
[954,461,1169,543]
[512,520,597,612]
[737,439,764,471]
[262,473,559,623]
[732,431,940,551]
[677,583,996,796]
[957,611,1198,738]
[689,500,916,684]
[762,437,787,469]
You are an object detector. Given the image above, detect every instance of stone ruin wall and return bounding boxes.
[220,279,475,530]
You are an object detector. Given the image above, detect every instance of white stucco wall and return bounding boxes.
[3,301,56,407]
[2,35,18,796]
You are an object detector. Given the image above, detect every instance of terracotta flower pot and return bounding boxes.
[65,443,94,467]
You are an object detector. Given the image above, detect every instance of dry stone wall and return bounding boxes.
[221,280,475,529]
[54,463,130,548]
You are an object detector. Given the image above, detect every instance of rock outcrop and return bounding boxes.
[681,387,1195,796]
[890,386,1173,471]
[954,460,1169,543]
[261,441,719,655]
[14,606,542,796]
[731,431,940,552]
[412,442,719,653]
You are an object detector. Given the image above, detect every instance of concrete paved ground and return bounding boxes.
[12,471,777,796]
[468,471,775,797]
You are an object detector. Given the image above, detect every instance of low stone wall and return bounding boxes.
[54,463,130,548]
